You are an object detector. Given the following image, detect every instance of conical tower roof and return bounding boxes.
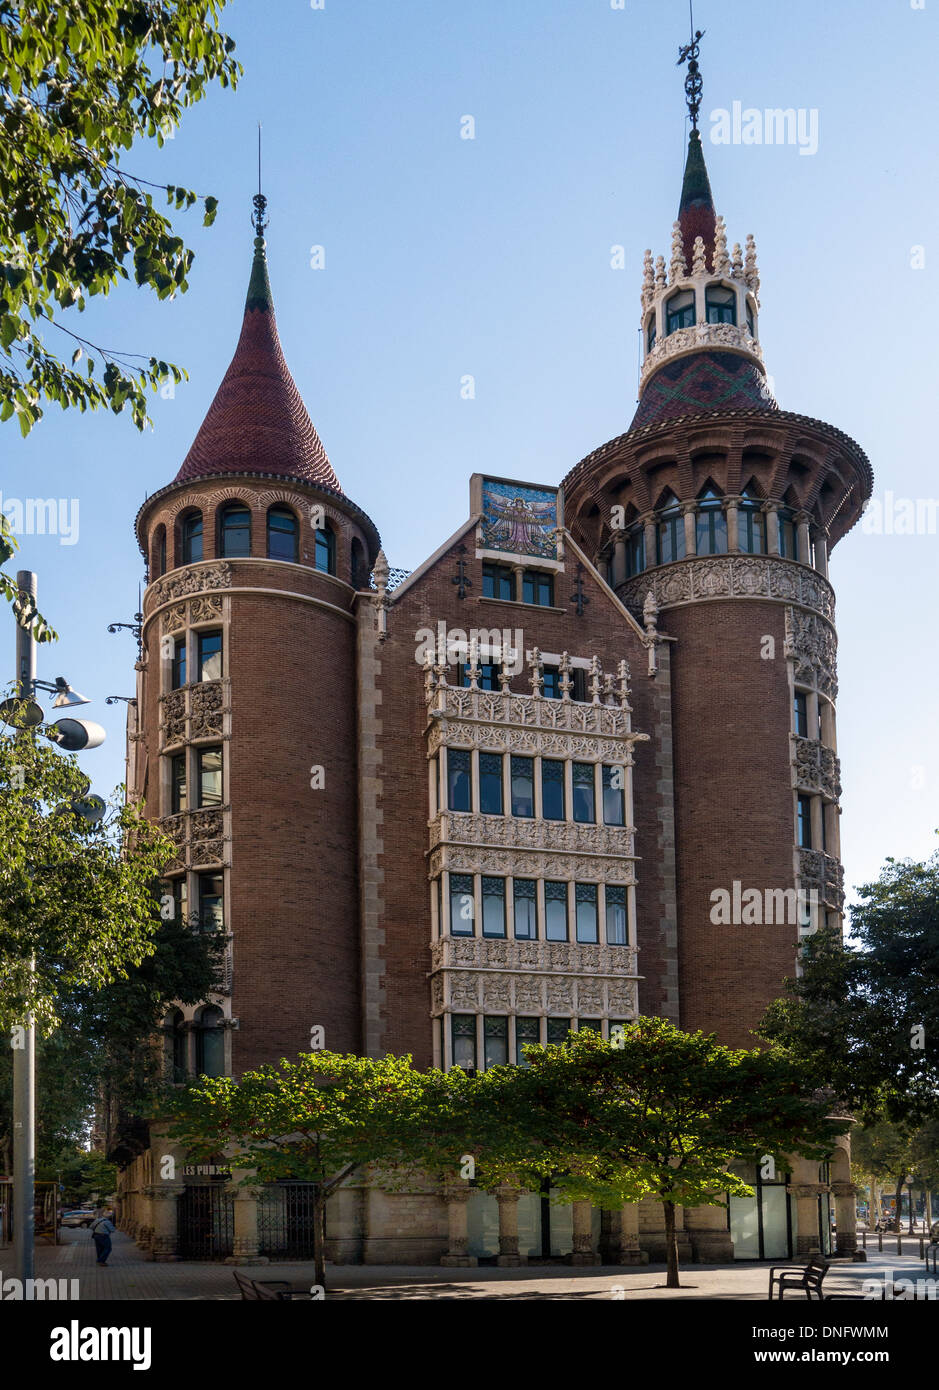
[175,234,341,492]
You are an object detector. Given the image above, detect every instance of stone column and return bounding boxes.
[763,501,781,555]
[495,1185,523,1267]
[440,1185,477,1266]
[795,511,812,566]
[684,1203,735,1263]
[605,1204,647,1265]
[147,1185,184,1261]
[570,1200,600,1265]
[227,1177,268,1265]
[813,528,829,578]
[832,1182,858,1257]
[681,501,697,557]
[612,537,627,588]
[641,512,656,567]
[725,496,740,552]
[790,1184,823,1256]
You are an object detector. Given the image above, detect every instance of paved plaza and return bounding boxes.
[0,1229,927,1300]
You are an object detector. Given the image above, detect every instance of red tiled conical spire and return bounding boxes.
[677,127,716,270]
[174,233,341,491]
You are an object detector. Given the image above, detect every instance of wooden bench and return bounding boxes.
[233,1270,315,1301]
[768,1254,830,1300]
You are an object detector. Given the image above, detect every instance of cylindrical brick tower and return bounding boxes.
[132,205,380,1076]
[562,126,872,1048]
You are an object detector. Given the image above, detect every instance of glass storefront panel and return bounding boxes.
[761,1185,790,1259]
[729,1193,761,1258]
[466,1191,499,1258]
[517,1192,542,1258]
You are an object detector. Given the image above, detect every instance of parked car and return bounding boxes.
[60,1208,95,1229]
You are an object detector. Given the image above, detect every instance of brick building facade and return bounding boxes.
[116,126,870,1266]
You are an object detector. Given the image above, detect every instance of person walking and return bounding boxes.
[90,1211,116,1266]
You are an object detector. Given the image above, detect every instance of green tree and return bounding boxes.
[851,1120,914,1235]
[0,0,239,437]
[762,853,939,1125]
[40,1146,117,1207]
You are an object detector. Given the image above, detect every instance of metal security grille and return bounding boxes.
[258,1183,319,1258]
[177,1184,234,1259]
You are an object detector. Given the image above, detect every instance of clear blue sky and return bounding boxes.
[2,0,936,912]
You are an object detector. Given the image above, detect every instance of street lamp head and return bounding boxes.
[50,677,90,709]
[0,695,44,728]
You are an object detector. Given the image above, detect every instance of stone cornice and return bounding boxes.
[618,554,836,625]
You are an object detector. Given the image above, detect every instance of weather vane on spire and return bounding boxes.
[252,122,268,235]
[677,4,705,131]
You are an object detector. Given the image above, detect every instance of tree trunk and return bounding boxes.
[869,1181,881,1231]
[925,1189,933,1234]
[312,1190,327,1291]
[892,1175,904,1233]
[663,1200,680,1289]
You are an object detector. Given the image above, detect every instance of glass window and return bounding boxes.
[794,691,808,738]
[481,876,506,938]
[626,525,645,578]
[152,526,166,580]
[314,525,336,575]
[197,746,223,808]
[452,1014,477,1071]
[545,881,568,941]
[647,317,656,352]
[696,488,727,556]
[572,762,595,824]
[575,883,598,943]
[197,630,222,682]
[218,503,251,559]
[602,765,625,825]
[195,1005,225,1077]
[778,507,797,560]
[483,1016,508,1070]
[181,512,203,565]
[541,759,565,820]
[665,289,695,334]
[449,874,475,936]
[167,1009,186,1083]
[546,1018,571,1044]
[267,506,298,562]
[513,879,538,940]
[738,489,766,554]
[511,756,534,818]
[462,662,500,691]
[577,1019,602,1034]
[479,753,503,815]
[171,876,188,928]
[170,753,187,814]
[197,872,224,932]
[522,571,553,607]
[542,666,561,699]
[746,302,756,336]
[571,668,588,703]
[706,284,736,325]
[515,1017,540,1068]
[482,564,515,601]
[605,884,628,945]
[657,496,686,565]
[172,636,187,690]
[797,794,813,849]
[447,749,472,812]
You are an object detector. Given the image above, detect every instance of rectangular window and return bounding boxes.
[541,759,565,820]
[197,746,223,808]
[513,878,538,940]
[794,691,808,738]
[571,667,588,703]
[481,876,506,938]
[577,1019,602,1034]
[542,666,561,699]
[197,630,222,682]
[602,765,625,825]
[797,794,813,849]
[461,662,500,690]
[522,571,554,607]
[447,748,472,812]
[170,752,188,815]
[778,513,797,560]
[451,1014,477,1072]
[511,756,534,817]
[572,762,595,823]
[449,874,475,936]
[482,563,515,601]
[626,528,645,578]
[575,883,599,943]
[545,881,568,941]
[605,884,628,945]
[197,872,224,932]
[515,1017,540,1068]
[172,636,187,690]
[483,1016,508,1070]
[546,1018,571,1044]
[171,876,188,928]
[479,753,504,815]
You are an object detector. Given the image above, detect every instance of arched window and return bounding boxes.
[665,289,695,335]
[655,493,686,565]
[218,502,251,559]
[778,505,798,560]
[165,1009,187,1083]
[194,1005,225,1078]
[181,510,203,565]
[738,487,766,554]
[314,522,336,575]
[695,487,727,555]
[646,316,657,352]
[705,284,737,325]
[151,525,166,580]
[267,506,298,562]
[350,537,365,588]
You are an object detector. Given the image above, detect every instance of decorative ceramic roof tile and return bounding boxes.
[629,351,777,431]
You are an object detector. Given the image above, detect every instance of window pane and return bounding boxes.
[171,877,188,928]
[605,885,628,945]
[182,514,203,565]
[546,1018,571,1044]
[545,881,568,941]
[515,1017,540,1068]
[797,795,812,848]
[542,667,561,699]
[602,765,625,825]
[542,759,565,820]
[198,630,222,682]
[314,526,335,574]
[219,505,251,558]
[172,637,187,689]
[479,753,503,814]
[511,756,534,817]
[513,879,537,940]
[575,883,598,943]
[198,747,223,807]
[794,692,808,738]
[171,753,187,814]
[577,1020,602,1034]
[482,877,506,938]
[448,749,472,812]
[198,872,224,931]
[452,1014,476,1071]
[449,874,475,935]
[483,1016,508,1070]
[267,508,298,562]
[572,763,595,823]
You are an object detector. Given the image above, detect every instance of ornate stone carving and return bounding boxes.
[430,937,638,978]
[429,811,635,860]
[621,556,835,627]
[189,808,225,841]
[147,562,232,611]
[190,594,224,624]
[639,321,763,391]
[159,679,231,749]
[797,848,844,911]
[161,603,188,634]
[429,845,638,884]
[784,606,838,699]
[792,736,842,800]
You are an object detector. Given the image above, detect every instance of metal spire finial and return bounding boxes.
[252,123,268,235]
[677,6,705,131]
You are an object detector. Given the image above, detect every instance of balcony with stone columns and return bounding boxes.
[430,937,640,1021]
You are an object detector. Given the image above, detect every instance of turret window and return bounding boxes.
[181,511,203,565]
[197,747,223,808]
[194,1005,225,1078]
[695,488,727,556]
[665,289,695,334]
[267,506,299,563]
[314,522,336,575]
[170,753,188,814]
[218,503,251,559]
[625,524,645,577]
[794,691,808,739]
[778,507,798,560]
[746,302,756,336]
[647,318,657,352]
[197,630,222,682]
[656,494,686,564]
[797,794,813,849]
[171,636,187,689]
[706,284,737,325]
[197,872,224,931]
[738,488,766,554]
